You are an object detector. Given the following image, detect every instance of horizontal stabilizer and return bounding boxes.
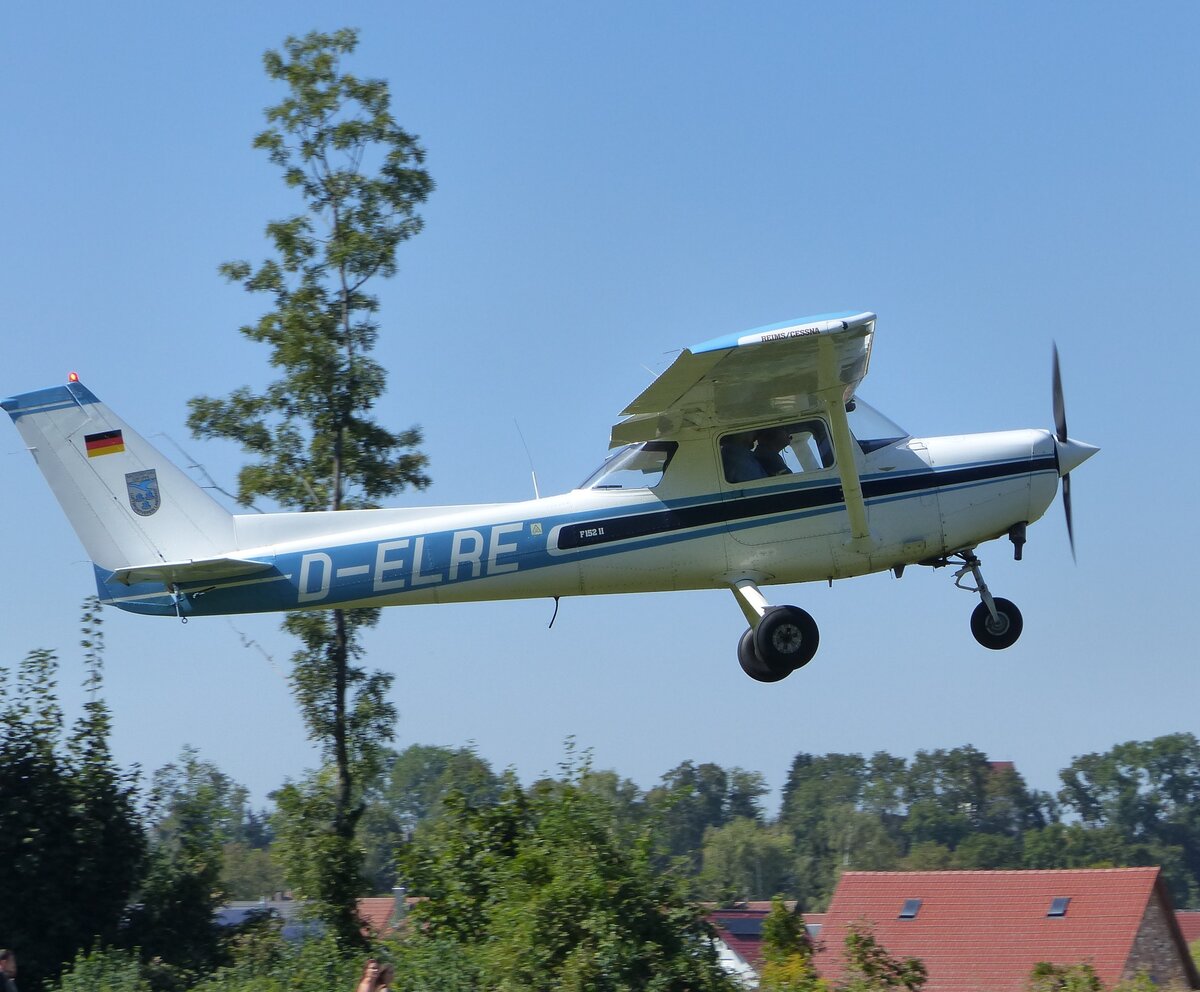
[112,556,274,587]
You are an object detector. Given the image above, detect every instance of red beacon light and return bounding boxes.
[68,372,79,383]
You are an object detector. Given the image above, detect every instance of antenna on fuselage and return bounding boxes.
[513,420,541,500]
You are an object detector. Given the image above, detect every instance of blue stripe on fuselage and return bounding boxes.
[96,455,1055,617]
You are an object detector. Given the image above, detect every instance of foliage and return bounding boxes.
[123,746,249,979]
[779,747,1058,908]
[187,26,433,942]
[220,841,286,900]
[1056,734,1200,906]
[647,761,768,874]
[1027,961,1104,992]
[53,944,151,992]
[270,767,367,942]
[839,922,926,992]
[697,817,796,902]
[359,743,502,890]
[196,930,365,992]
[0,600,144,990]
[51,931,370,992]
[759,896,824,992]
[398,759,739,991]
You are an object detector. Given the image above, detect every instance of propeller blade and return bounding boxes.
[1062,471,1076,562]
[1052,342,1068,443]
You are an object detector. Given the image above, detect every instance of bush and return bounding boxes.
[53,945,150,992]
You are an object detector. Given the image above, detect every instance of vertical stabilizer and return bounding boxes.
[2,381,237,571]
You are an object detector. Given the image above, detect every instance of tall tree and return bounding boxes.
[68,601,146,947]
[359,744,502,891]
[123,747,249,978]
[696,817,795,903]
[188,27,433,941]
[0,602,144,991]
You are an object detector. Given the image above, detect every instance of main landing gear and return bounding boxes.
[730,580,820,683]
[946,549,1024,650]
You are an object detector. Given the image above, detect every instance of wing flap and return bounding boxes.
[112,555,274,586]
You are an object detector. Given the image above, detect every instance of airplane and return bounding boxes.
[2,311,1097,682]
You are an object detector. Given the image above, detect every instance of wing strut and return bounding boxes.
[818,337,870,540]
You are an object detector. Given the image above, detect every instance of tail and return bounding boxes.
[2,380,247,602]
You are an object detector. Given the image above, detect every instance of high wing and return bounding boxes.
[612,311,877,538]
[611,311,876,447]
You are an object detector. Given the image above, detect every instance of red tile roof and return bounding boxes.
[814,868,1199,992]
[356,895,422,935]
[357,897,397,935]
[1179,911,1200,945]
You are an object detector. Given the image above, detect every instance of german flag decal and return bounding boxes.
[85,430,125,457]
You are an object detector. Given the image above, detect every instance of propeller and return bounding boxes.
[1052,344,1073,559]
[1051,343,1099,561]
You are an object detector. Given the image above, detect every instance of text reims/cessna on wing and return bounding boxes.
[3,311,1097,682]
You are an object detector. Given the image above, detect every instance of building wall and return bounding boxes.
[1124,893,1196,989]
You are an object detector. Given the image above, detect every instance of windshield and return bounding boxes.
[580,441,677,490]
[847,397,909,453]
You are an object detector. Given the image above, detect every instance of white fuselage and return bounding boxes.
[102,426,1060,618]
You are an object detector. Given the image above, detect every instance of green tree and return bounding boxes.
[0,602,144,991]
[648,760,754,873]
[188,27,433,941]
[399,766,738,991]
[839,922,926,992]
[220,841,286,901]
[358,743,501,891]
[697,817,795,903]
[67,602,147,949]
[759,895,823,992]
[950,832,1021,869]
[780,752,874,907]
[123,747,245,980]
[53,945,151,992]
[1058,735,1200,905]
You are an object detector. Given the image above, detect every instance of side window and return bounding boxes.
[581,441,677,490]
[721,420,834,483]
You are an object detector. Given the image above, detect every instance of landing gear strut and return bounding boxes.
[949,550,1024,650]
[730,580,820,682]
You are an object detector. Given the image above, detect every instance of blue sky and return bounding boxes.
[2,2,1197,812]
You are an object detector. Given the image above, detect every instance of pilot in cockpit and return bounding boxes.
[753,427,794,477]
[720,431,768,483]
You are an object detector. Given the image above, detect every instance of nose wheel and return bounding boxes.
[970,597,1023,649]
[950,550,1024,650]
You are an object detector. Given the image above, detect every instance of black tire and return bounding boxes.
[753,605,820,671]
[970,597,1024,649]
[737,627,791,682]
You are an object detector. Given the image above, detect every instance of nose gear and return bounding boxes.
[947,549,1024,649]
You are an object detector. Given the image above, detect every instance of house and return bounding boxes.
[705,902,825,987]
[814,868,1199,991]
[216,887,416,941]
[357,888,415,936]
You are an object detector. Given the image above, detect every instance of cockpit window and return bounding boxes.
[581,441,677,490]
[847,397,909,453]
[720,420,834,484]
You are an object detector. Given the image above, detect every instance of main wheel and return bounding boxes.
[737,628,791,682]
[753,606,820,671]
[970,597,1023,649]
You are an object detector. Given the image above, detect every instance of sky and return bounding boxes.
[1,2,1197,815]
